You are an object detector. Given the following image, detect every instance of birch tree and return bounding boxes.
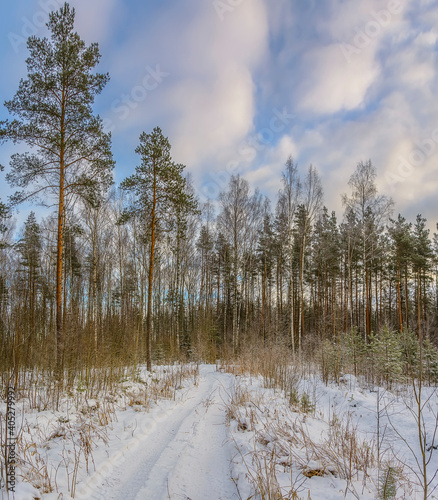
[342,160,393,338]
[276,157,301,351]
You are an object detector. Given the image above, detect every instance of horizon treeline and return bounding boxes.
[1,153,437,372]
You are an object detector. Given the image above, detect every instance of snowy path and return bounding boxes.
[77,366,238,500]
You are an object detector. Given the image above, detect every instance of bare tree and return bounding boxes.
[296,164,323,350]
[342,160,393,338]
[277,157,301,352]
[80,193,112,355]
[218,175,262,351]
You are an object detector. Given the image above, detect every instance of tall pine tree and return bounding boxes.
[121,127,197,370]
[0,3,114,377]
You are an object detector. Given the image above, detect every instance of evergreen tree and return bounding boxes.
[339,209,361,330]
[388,215,414,331]
[0,166,11,237]
[297,165,323,348]
[0,3,114,377]
[17,212,42,286]
[0,193,11,320]
[16,212,43,338]
[433,231,438,328]
[370,327,404,387]
[214,231,232,343]
[166,176,199,353]
[272,203,289,337]
[218,175,262,352]
[256,201,274,344]
[120,127,197,370]
[0,200,11,243]
[412,215,433,337]
[62,222,83,351]
[197,223,215,340]
[312,207,340,339]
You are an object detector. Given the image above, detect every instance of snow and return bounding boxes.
[225,370,438,499]
[2,364,438,500]
[76,366,238,500]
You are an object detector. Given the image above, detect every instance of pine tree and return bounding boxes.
[0,194,11,327]
[16,212,42,305]
[0,198,11,242]
[0,3,114,378]
[312,207,340,340]
[167,177,198,353]
[297,165,323,349]
[0,166,10,237]
[370,327,404,387]
[388,215,414,331]
[340,209,361,330]
[120,127,197,370]
[197,223,215,343]
[214,231,232,343]
[412,215,433,338]
[433,232,438,328]
[256,201,274,344]
[218,175,262,352]
[272,203,289,338]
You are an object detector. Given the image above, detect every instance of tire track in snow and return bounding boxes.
[78,366,238,500]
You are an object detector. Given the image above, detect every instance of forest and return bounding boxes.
[0,4,437,381]
[2,151,438,374]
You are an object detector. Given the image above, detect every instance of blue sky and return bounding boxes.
[1,0,437,230]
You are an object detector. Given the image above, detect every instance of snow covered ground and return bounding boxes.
[75,365,238,500]
[225,369,438,499]
[2,364,438,499]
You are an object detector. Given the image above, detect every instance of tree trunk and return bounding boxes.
[146,165,157,371]
[233,246,238,353]
[56,91,66,382]
[298,233,306,353]
[397,261,403,331]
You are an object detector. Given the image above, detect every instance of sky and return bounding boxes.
[0,0,437,231]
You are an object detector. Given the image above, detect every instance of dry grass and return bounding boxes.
[224,347,377,500]
[0,362,200,497]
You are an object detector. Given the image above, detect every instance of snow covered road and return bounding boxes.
[76,366,239,500]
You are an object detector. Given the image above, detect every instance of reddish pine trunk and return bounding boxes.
[56,90,66,381]
[146,163,157,371]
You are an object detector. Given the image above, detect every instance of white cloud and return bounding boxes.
[289,85,438,227]
[298,43,380,114]
[169,64,256,166]
[294,0,412,115]
[252,0,437,228]
[384,29,437,90]
[316,0,408,40]
[99,0,269,175]
[414,30,437,46]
